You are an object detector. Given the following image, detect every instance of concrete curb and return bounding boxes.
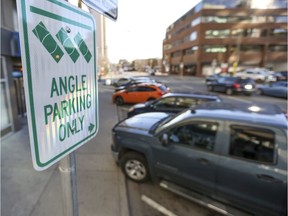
[118,168,130,216]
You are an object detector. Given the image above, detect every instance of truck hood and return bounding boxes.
[116,112,170,131]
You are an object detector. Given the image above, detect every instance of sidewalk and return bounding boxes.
[1,96,129,216]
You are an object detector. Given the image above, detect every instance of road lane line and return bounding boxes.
[226,96,250,103]
[141,195,178,216]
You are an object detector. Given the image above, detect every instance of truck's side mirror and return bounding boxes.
[161,133,169,146]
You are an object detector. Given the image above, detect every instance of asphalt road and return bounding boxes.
[101,72,287,216]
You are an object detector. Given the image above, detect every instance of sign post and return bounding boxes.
[16,0,98,171]
[17,0,98,215]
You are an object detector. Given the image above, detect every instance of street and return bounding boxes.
[1,71,286,216]
[104,72,287,216]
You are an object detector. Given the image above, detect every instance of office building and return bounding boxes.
[162,0,287,76]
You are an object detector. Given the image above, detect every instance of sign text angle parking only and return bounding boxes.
[17,0,98,171]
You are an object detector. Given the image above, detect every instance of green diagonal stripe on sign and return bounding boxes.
[74,32,92,63]
[56,28,80,63]
[32,21,64,63]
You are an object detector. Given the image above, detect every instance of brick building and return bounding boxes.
[162,0,287,76]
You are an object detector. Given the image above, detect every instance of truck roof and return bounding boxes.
[190,102,287,129]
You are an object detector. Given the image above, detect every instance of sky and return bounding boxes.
[105,0,200,63]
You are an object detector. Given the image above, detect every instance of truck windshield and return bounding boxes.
[154,109,192,134]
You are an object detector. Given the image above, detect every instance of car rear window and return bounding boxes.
[237,78,255,84]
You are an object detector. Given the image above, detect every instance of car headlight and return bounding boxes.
[244,84,252,90]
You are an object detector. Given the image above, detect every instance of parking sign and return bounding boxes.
[17,0,98,171]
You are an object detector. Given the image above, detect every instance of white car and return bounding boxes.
[235,68,276,82]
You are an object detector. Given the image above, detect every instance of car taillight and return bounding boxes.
[158,91,164,96]
[233,83,240,89]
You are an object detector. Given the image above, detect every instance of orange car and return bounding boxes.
[112,83,170,105]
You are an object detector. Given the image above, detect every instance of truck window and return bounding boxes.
[229,125,275,164]
[169,122,218,151]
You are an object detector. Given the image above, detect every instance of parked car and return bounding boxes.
[112,83,170,105]
[113,76,157,87]
[257,81,288,98]
[273,71,288,81]
[113,76,159,91]
[205,73,228,83]
[235,68,276,82]
[111,102,287,216]
[127,92,222,118]
[207,76,256,95]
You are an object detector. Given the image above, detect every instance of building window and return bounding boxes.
[240,45,261,52]
[229,125,275,164]
[274,16,288,23]
[163,44,172,50]
[190,31,197,41]
[205,29,230,38]
[232,29,267,37]
[191,17,201,26]
[204,45,227,53]
[228,16,250,23]
[250,16,267,23]
[243,28,263,37]
[185,46,198,55]
[202,16,228,23]
[172,39,183,46]
[271,29,288,37]
[184,64,196,75]
[194,2,203,13]
[231,29,243,37]
[172,51,182,57]
[269,45,287,52]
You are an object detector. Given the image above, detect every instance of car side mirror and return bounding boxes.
[160,133,169,146]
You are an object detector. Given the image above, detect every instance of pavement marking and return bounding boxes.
[225,96,250,103]
[141,194,178,216]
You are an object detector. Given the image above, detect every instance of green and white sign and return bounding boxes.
[17,0,98,171]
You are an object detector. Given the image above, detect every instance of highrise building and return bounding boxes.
[162,0,287,76]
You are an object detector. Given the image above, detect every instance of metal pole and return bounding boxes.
[59,152,79,216]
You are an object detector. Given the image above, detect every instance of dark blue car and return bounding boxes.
[257,81,287,98]
[127,92,222,117]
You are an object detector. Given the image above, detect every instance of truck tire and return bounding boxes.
[120,152,150,183]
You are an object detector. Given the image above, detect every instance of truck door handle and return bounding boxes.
[196,158,209,165]
[256,174,277,182]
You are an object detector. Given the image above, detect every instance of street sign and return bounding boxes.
[82,0,118,21]
[16,0,98,171]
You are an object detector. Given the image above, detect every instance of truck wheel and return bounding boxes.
[120,152,150,183]
[115,96,124,105]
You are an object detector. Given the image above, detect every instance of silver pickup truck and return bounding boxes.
[111,103,287,216]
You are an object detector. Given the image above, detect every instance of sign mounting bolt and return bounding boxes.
[65,26,71,33]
